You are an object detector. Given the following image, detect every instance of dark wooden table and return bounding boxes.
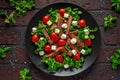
[0,0,120,80]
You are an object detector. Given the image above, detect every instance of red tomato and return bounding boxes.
[58,8,66,16]
[78,19,86,27]
[55,54,64,63]
[72,53,80,60]
[44,45,52,53]
[42,16,50,24]
[50,32,59,42]
[58,39,66,46]
[85,38,92,46]
[31,34,39,42]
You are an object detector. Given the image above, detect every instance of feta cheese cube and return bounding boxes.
[71,38,77,44]
[55,28,60,34]
[47,20,52,26]
[39,51,45,56]
[51,45,57,51]
[64,64,69,69]
[80,49,86,54]
[72,21,78,26]
[32,27,37,32]
[61,23,67,29]
[64,13,69,18]
[72,49,77,55]
[61,34,67,39]
[84,29,89,35]
[39,37,44,40]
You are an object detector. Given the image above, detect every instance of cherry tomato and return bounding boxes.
[55,54,64,63]
[58,8,66,16]
[72,53,80,60]
[31,34,39,42]
[44,45,52,53]
[85,38,92,46]
[78,19,86,27]
[58,39,66,46]
[50,32,59,42]
[42,16,50,24]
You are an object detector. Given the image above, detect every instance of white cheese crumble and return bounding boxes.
[64,13,69,18]
[64,64,69,69]
[51,45,57,51]
[55,28,60,34]
[84,29,89,35]
[47,20,52,26]
[39,37,44,40]
[32,27,37,32]
[72,49,77,55]
[61,34,67,39]
[61,23,67,29]
[80,49,86,55]
[39,51,45,56]
[71,38,77,44]
[72,21,78,26]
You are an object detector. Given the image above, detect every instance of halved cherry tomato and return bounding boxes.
[72,53,80,60]
[58,39,66,46]
[50,32,59,42]
[58,8,66,16]
[44,45,52,53]
[78,19,86,27]
[31,34,39,42]
[42,16,50,24]
[85,38,92,46]
[55,54,64,63]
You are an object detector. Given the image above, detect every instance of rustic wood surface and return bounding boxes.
[0,0,120,80]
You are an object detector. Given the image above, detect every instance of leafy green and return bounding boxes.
[9,0,35,16]
[65,7,82,20]
[41,57,63,72]
[5,11,16,23]
[65,43,71,50]
[82,47,92,56]
[19,68,32,80]
[111,0,120,12]
[0,47,11,58]
[41,53,84,72]
[0,11,16,24]
[104,15,117,28]
[31,21,53,36]
[0,11,6,17]
[48,8,59,23]
[110,48,120,69]
[34,38,47,54]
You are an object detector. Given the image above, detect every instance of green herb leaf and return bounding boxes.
[19,68,32,80]
[110,48,120,69]
[103,15,117,28]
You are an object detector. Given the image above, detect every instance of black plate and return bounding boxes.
[26,3,101,77]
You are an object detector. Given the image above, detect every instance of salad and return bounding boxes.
[31,7,97,72]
